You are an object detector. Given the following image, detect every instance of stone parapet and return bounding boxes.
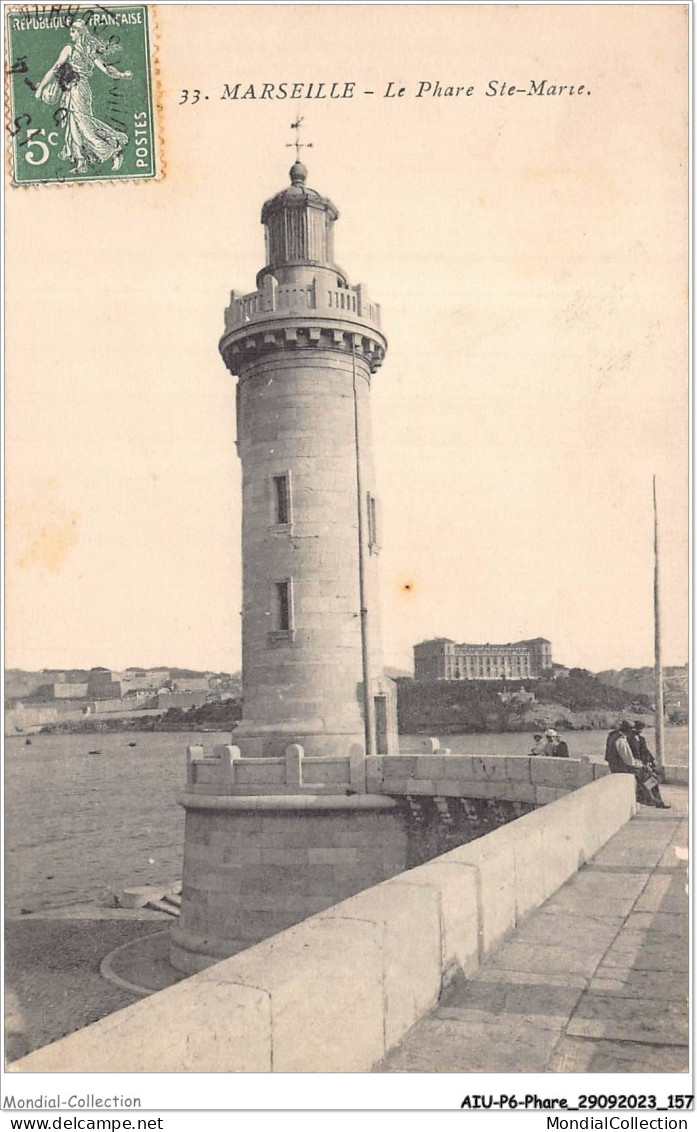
[224,275,382,333]
[187,743,606,805]
[186,742,368,794]
[11,775,637,1073]
[663,763,688,785]
[370,751,607,806]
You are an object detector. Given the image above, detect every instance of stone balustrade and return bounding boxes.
[186,740,608,807]
[186,742,367,794]
[223,276,381,332]
[367,750,609,806]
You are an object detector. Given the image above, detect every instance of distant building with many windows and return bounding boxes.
[413,637,553,681]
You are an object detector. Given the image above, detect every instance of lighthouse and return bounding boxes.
[170,149,405,974]
[219,154,397,758]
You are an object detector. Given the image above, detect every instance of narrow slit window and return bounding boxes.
[276,581,291,631]
[367,493,379,550]
[274,474,290,525]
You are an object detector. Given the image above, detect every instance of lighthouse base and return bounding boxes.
[231,720,366,759]
[170,793,407,974]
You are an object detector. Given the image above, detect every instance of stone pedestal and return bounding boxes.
[170,745,408,974]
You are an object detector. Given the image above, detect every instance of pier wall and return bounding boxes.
[171,743,610,972]
[12,774,636,1074]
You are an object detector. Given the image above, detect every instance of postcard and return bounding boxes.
[3,1,689,1119]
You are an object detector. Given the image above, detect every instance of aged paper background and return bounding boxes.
[3,0,689,1104]
[6,2,687,678]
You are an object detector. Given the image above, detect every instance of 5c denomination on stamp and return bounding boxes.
[6,5,158,186]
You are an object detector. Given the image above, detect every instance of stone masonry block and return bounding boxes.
[285,744,304,785]
[282,894,337,915]
[186,745,204,785]
[349,743,367,791]
[365,755,382,791]
[209,917,385,1071]
[319,880,441,1051]
[260,847,309,866]
[394,859,480,982]
[433,779,473,796]
[503,756,534,782]
[444,826,517,953]
[421,757,470,779]
[593,763,610,779]
[213,745,241,786]
[234,893,284,914]
[407,755,453,778]
[255,829,318,849]
[234,761,286,785]
[535,786,570,805]
[308,847,361,865]
[381,756,420,776]
[219,909,301,942]
[574,761,596,786]
[510,821,546,921]
[336,864,393,892]
[194,764,220,786]
[530,758,585,787]
[332,828,390,848]
[196,871,244,895]
[470,756,513,782]
[493,782,537,804]
[303,761,351,785]
[380,777,410,795]
[457,780,509,800]
[403,779,435,795]
[12,970,272,1073]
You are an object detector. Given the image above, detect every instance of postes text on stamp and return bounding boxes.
[6,5,157,186]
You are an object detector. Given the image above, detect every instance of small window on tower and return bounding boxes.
[276,581,291,632]
[367,493,380,552]
[273,473,291,526]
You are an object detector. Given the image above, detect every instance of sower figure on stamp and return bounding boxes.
[35,20,132,173]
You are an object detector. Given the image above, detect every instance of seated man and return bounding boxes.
[605,721,670,808]
[633,720,658,770]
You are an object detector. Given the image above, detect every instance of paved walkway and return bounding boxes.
[380,786,689,1073]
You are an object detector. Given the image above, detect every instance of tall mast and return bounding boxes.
[653,475,665,772]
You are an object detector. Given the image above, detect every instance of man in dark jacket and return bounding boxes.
[553,736,570,758]
[605,721,636,774]
[605,721,670,807]
[633,721,656,768]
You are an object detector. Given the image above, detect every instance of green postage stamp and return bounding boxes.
[6,5,157,186]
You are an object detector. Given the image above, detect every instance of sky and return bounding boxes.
[5,3,688,676]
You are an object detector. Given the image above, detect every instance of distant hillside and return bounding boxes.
[596,667,655,697]
[596,665,688,694]
[596,664,688,721]
[396,669,646,734]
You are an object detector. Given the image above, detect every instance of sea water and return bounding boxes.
[4,726,687,915]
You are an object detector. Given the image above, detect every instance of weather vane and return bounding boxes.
[287,116,313,162]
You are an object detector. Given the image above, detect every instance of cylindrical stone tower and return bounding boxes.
[220,160,397,758]
[170,161,405,974]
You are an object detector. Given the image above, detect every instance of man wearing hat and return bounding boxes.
[530,733,546,755]
[542,728,570,758]
[632,720,657,771]
[605,721,670,807]
[542,729,558,757]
